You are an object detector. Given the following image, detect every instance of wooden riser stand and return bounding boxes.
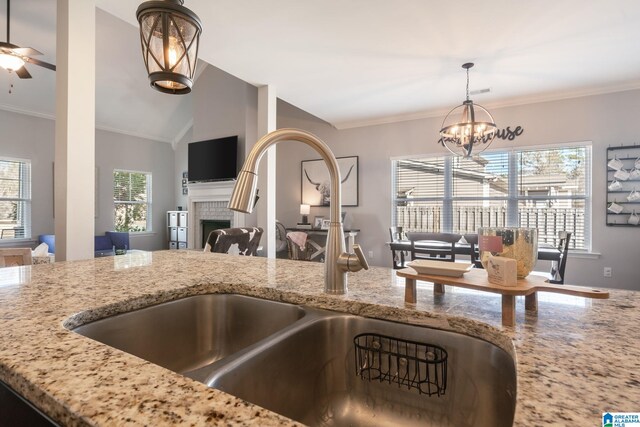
[397,268,609,327]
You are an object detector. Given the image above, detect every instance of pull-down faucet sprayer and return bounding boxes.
[228,128,368,294]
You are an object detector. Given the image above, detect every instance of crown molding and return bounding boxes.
[332,81,640,130]
[0,103,181,144]
[0,103,55,120]
[171,118,193,150]
[95,124,173,144]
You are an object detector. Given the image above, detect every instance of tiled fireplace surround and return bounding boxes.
[187,181,245,249]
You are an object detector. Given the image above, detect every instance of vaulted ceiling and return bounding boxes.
[1,1,640,143]
[0,1,193,144]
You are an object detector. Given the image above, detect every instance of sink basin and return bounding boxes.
[73,294,516,426]
[73,294,305,373]
[207,313,516,427]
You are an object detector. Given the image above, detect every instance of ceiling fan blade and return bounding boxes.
[25,57,56,71]
[12,47,43,56]
[15,66,32,79]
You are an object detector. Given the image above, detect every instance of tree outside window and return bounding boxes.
[113,170,152,232]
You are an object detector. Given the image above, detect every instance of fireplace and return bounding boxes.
[187,181,245,249]
[201,220,231,248]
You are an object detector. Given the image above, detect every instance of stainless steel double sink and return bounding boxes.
[73,294,516,426]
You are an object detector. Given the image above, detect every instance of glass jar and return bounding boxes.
[478,227,538,278]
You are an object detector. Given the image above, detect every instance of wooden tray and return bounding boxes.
[397,267,609,326]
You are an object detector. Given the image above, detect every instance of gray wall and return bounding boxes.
[191,65,258,167]
[174,65,259,227]
[0,109,175,251]
[276,90,640,290]
[94,129,175,251]
[0,109,55,243]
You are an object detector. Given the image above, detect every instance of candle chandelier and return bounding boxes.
[136,0,202,94]
[439,63,497,157]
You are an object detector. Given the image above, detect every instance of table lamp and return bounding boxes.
[299,204,310,224]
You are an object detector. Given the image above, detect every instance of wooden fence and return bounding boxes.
[395,206,584,249]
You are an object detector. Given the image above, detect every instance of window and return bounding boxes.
[392,144,591,250]
[113,170,152,232]
[0,158,31,240]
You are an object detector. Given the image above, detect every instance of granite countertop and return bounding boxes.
[0,250,638,426]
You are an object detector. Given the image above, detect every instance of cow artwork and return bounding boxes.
[304,165,354,205]
[301,156,359,207]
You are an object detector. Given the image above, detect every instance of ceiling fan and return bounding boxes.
[0,0,56,79]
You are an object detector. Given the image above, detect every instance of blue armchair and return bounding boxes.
[95,232,130,257]
[106,232,130,251]
[39,233,130,257]
[38,235,56,253]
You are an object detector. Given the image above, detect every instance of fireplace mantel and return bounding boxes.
[187,181,245,249]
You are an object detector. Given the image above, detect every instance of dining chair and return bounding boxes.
[548,231,572,284]
[463,234,484,268]
[286,231,312,261]
[0,248,32,267]
[204,227,263,256]
[388,226,406,269]
[275,220,288,257]
[406,232,462,262]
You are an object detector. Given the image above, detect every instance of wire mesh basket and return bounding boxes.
[354,333,448,396]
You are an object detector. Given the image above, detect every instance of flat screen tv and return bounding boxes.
[188,136,238,182]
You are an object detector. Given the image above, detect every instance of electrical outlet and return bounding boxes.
[368,251,374,259]
[604,267,612,278]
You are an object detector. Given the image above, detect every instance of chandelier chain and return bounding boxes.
[465,67,470,101]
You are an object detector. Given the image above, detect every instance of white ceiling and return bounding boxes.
[2,1,640,140]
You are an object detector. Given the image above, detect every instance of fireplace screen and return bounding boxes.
[201,220,231,248]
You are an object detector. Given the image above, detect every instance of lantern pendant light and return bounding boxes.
[439,63,497,157]
[136,0,202,94]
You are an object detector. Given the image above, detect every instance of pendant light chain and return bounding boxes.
[7,0,10,43]
[465,66,470,101]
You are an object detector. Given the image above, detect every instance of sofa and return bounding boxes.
[39,232,130,258]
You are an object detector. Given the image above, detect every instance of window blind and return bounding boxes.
[392,144,592,250]
[516,146,590,250]
[0,158,31,239]
[451,153,509,199]
[113,170,152,232]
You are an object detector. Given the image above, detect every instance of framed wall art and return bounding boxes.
[301,156,358,207]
